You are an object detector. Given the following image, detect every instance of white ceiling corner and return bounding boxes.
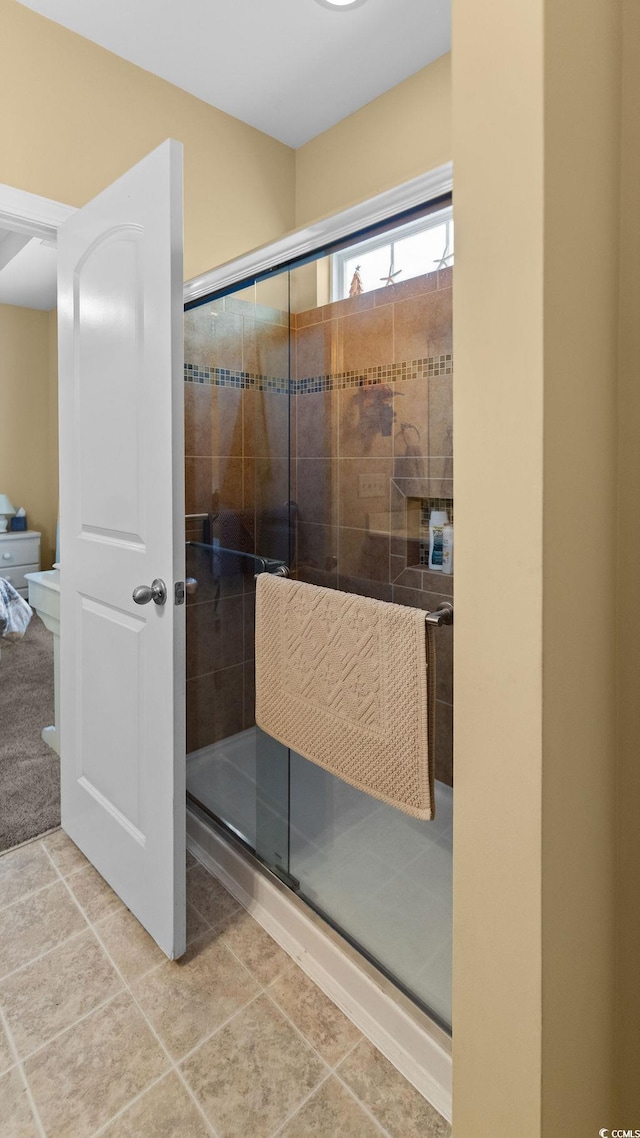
[16,0,451,148]
[4,0,450,308]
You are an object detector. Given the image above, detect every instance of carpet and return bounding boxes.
[0,614,59,851]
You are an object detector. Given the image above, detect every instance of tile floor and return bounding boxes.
[0,830,451,1138]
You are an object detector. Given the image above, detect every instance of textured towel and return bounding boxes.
[255,574,435,819]
[0,578,32,642]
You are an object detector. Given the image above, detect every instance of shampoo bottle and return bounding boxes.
[442,523,454,575]
[428,510,449,570]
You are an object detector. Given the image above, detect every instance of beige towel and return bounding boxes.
[255,575,435,820]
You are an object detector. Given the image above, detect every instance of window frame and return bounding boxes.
[330,205,453,302]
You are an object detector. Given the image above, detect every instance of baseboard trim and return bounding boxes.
[187,808,452,1123]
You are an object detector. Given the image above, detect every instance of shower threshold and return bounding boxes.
[186,728,453,1031]
[186,797,452,1123]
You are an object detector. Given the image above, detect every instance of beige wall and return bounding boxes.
[616,0,640,1115]
[453,0,621,1132]
[5,3,638,1123]
[295,55,451,227]
[0,0,295,282]
[0,304,58,568]
[1,0,295,575]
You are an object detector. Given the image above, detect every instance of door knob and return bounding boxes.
[185,577,198,596]
[132,578,167,606]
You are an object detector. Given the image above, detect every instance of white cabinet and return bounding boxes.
[0,531,41,598]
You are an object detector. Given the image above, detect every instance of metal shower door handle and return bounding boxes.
[132,578,168,606]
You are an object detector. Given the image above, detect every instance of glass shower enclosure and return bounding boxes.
[184,204,454,1031]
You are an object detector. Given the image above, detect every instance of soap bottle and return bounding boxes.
[428,510,449,570]
[442,523,454,575]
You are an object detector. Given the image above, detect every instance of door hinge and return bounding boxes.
[174,581,185,605]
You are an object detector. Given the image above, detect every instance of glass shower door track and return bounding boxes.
[186,793,451,1037]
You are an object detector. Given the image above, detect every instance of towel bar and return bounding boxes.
[254,565,290,581]
[425,601,453,627]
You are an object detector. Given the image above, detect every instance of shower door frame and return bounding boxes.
[184,164,453,307]
[184,161,454,1120]
[184,160,454,904]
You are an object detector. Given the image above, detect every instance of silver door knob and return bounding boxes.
[132,578,167,606]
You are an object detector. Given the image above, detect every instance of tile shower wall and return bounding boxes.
[292,267,453,785]
[184,266,453,784]
[184,295,291,753]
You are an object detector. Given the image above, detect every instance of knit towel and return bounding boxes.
[255,574,434,819]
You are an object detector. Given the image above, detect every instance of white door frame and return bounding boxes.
[0,183,77,241]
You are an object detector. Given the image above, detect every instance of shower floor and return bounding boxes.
[187,728,452,1029]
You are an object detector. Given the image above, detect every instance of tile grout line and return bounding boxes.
[0,1001,48,1138]
[332,1068,396,1138]
[54,867,222,1138]
[267,1068,335,1138]
[190,866,403,1137]
[18,989,126,1066]
[0,875,61,917]
[259,1018,382,1137]
[89,869,343,1132]
[0,920,91,985]
[85,1070,175,1138]
[16,849,440,1137]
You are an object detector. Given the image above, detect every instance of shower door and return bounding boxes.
[184,276,294,883]
[185,204,454,1030]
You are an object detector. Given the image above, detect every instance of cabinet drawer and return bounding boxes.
[0,564,40,593]
[0,536,40,567]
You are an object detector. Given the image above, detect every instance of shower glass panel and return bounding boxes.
[185,203,454,1031]
[184,278,291,876]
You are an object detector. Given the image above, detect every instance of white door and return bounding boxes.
[57,140,186,958]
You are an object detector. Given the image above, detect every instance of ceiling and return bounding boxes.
[4,0,450,310]
[16,0,450,148]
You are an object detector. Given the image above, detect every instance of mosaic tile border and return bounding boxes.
[184,364,289,394]
[184,354,453,395]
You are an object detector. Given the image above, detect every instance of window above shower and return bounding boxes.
[332,205,453,300]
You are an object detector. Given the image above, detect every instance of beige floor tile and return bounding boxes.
[100,1072,212,1137]
[181,993,327,1138]
[269,968,362,1067]
[215,908,293,985]
[338,1039,451,1138]
[25,992,169,1138]
[187,902,210,945]
[42,830,89,877]
[131,930,259,1059]
[0,842,57,910]
[66,864,125,923]
[0,1067,40,1137]
[96,907,165,983]
[187,865,240,927]
[0,1015,15,1075]
[0,880,87,979]
[0,928,122,1057]
[278,1076,384,1137]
